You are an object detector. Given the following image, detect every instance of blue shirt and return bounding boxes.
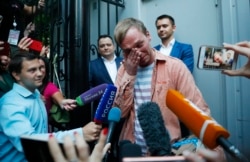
[0,83,82,162]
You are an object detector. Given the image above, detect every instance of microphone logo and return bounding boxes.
[101,90,116,118]
[75,83,108,106]
[94,84,117,123]
[86,89,105,101]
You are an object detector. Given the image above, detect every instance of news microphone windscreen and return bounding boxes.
[108,107,121,122]
[166,89,230,149]
[94,84,117,124]
[75,83,108,106]
[137,102,172,156]
[120,143,142,161]
[106,107,121,144]
[119,140,132,147]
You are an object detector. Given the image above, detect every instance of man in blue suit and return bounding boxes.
[89,35,123,87]
[154,14,194,72]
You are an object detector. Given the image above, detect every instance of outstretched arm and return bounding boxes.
[48,128,110,162]
[183,148,226,162]
[23,0,45,15]
[222,41,250,79]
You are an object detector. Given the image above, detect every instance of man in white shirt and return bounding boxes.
[89,35,123,87]
[154,14,194,73]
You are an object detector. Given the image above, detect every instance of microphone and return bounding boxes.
[118,140,142,162]
[166,89,249,162]
[106,107,122,144]
[137,102,172,156]
[119,140,132,148]
[75,83,108,106]
[93,84,117,124]
[118,140,133,162]
[103,107,121,162]
[119,143,142,162]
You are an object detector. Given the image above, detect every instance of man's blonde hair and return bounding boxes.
[114,18,147,46]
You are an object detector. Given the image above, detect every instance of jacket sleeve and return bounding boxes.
[181,44,194,73]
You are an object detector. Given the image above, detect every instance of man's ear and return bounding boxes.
[173,25,176,32]
[12,72,20,82]
[146,31,151,41]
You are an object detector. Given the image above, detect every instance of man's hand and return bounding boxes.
[123,48,141,75]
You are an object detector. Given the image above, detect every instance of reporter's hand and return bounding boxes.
[60,99,77,111]
[48,128,110,162]
[222,41,250,78]
[183,148,224,162]
[90,128,111,162]
[82,122,102,142]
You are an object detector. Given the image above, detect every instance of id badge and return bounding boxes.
[8,29,20,45]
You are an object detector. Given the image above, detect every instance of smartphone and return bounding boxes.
[28,39,43,52]
[21,135,65,162]
[123,156,187,162]
[197,45,237,70]
[0,42,10,56]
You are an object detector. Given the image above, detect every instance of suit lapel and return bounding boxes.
[170,41,181,58]
[97,58,113,82]
[115,57,122,70]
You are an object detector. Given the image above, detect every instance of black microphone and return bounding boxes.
[118,140,132,162]
[137,101,172,156]
[119,143,142,162]
[119,140,132,148]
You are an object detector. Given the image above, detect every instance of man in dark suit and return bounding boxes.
[154,14,194,73]
[89,34,123,111]
[89,35,123,87]
[89,34,123,162]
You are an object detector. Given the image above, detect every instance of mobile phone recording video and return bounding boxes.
[197,45,238,70]
[28,39,43,53]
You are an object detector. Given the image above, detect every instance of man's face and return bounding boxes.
[226,50,233,59]
[0,55,10,71]
[156,18,176,40]
[213,52,223,63]
[38,59,46,76]
[13,59,44,92]
[120,27,154,67]
[98,37,115,58]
